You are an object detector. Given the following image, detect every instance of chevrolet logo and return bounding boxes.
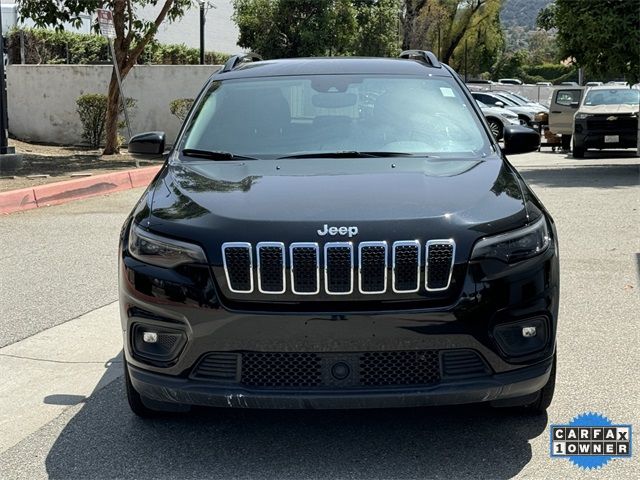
[607,116,618,121]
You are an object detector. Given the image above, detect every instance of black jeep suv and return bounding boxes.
[120,51,557,417]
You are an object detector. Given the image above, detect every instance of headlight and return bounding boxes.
[575,112,590,120]
[128,223,207,268]
[471,217,550,263]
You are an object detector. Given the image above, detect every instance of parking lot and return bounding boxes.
[0,149,638,479]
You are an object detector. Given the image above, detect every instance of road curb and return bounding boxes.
[0,165,162,215]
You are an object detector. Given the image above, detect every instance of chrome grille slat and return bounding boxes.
[324,242,354,295]
[358,241,387,294]
[426,240,455,291]
[392,241,421,293]
[290,243,320,295]
[222,242,253,293]
[221,239,454,296]
[257,242,285,294]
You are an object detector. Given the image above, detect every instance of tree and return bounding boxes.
[402,0,503,69]
[537,0,640,84]
[18,0,193,154]
[232,0,401,59]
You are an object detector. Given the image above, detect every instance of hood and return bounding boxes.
[482,106,518,118]
[146,155,528,263]
[578,104,639,115]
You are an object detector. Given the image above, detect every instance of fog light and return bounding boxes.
[142,331,158,343]
[493,316,548,357]
[131,323,186,364]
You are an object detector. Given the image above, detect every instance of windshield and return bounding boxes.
[181,75,489,159]
[583,88,640,106]
[496,93,526,106]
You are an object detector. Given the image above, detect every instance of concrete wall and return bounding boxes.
[6,65,219,145]
[140,0,240,55]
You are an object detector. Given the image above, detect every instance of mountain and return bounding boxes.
[500,0,553,29]
[500,0,554,51]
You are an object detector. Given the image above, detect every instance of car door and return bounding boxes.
[548,88,584,134]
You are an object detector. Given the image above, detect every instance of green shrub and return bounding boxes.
[76,94,108,148]
[76,94,137,148]
[7,28,231,65]
[169,98,195,122]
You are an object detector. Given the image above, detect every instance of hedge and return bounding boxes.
[6,28,230,66]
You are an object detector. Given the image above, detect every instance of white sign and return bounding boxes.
[97,9,116,39]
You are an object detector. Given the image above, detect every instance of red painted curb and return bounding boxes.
[0,186,38,214]
[0,165,161,215]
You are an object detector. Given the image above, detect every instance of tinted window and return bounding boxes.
[555,89,581,106]
[182,75,489,159]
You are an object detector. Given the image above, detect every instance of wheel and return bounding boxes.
[124,361,190,417]
[572,139,585,158]
[491,354,556,413]
[487,118,503,140]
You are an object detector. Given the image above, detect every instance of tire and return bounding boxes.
[487,118,503,140]
[124,361,190,417]
[572,139,585,158]
[491,354,556,414]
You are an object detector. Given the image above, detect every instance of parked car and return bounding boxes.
[476,100,520,140]
[560,82,579,86]
[466,79,493,85]
[122,51,557,418]
[585,82,603,87]
[493,91,549,113]
[536,82,552,86]
[572,86,640,157]
[470,91,540,126]
[548,87,585,150]
[498,78,523,85]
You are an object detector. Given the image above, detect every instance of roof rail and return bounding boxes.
[222,52,263,72]
[399,50,441,69]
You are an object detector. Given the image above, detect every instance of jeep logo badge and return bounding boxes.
[317,224,359,238]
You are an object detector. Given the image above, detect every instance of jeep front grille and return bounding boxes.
[221,239,455,295]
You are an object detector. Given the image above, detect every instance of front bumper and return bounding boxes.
[118,218,559,409]
[575,132,638,149]
[128,357,553,409]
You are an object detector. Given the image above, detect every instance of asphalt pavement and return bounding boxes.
[0,149,638,479]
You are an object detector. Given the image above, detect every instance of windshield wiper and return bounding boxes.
[277,151,428,159]
[181,149,259,160]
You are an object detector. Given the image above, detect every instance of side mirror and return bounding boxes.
[502,125,540,155]
[128,131,166,155]
[495,101,505,108]
[570,101,580,108]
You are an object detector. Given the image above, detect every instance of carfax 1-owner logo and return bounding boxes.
[550,412,633,470]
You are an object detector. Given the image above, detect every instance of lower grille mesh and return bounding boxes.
[241,352,322,388]
[190,350,489,389]
[360,350,440,386]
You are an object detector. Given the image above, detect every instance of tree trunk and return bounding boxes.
[103,72,121,155]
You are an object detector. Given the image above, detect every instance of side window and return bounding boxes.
[474,93,495,105]
[555,90,580,106]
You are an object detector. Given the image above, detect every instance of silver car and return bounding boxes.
[476,100,520,140]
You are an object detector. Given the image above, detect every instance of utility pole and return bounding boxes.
[0,6,9,154]
[199,1,205,65]
[0,5,23,174]
[464,38,468,82]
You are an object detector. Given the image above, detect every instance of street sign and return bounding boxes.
[97,9,116,39]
